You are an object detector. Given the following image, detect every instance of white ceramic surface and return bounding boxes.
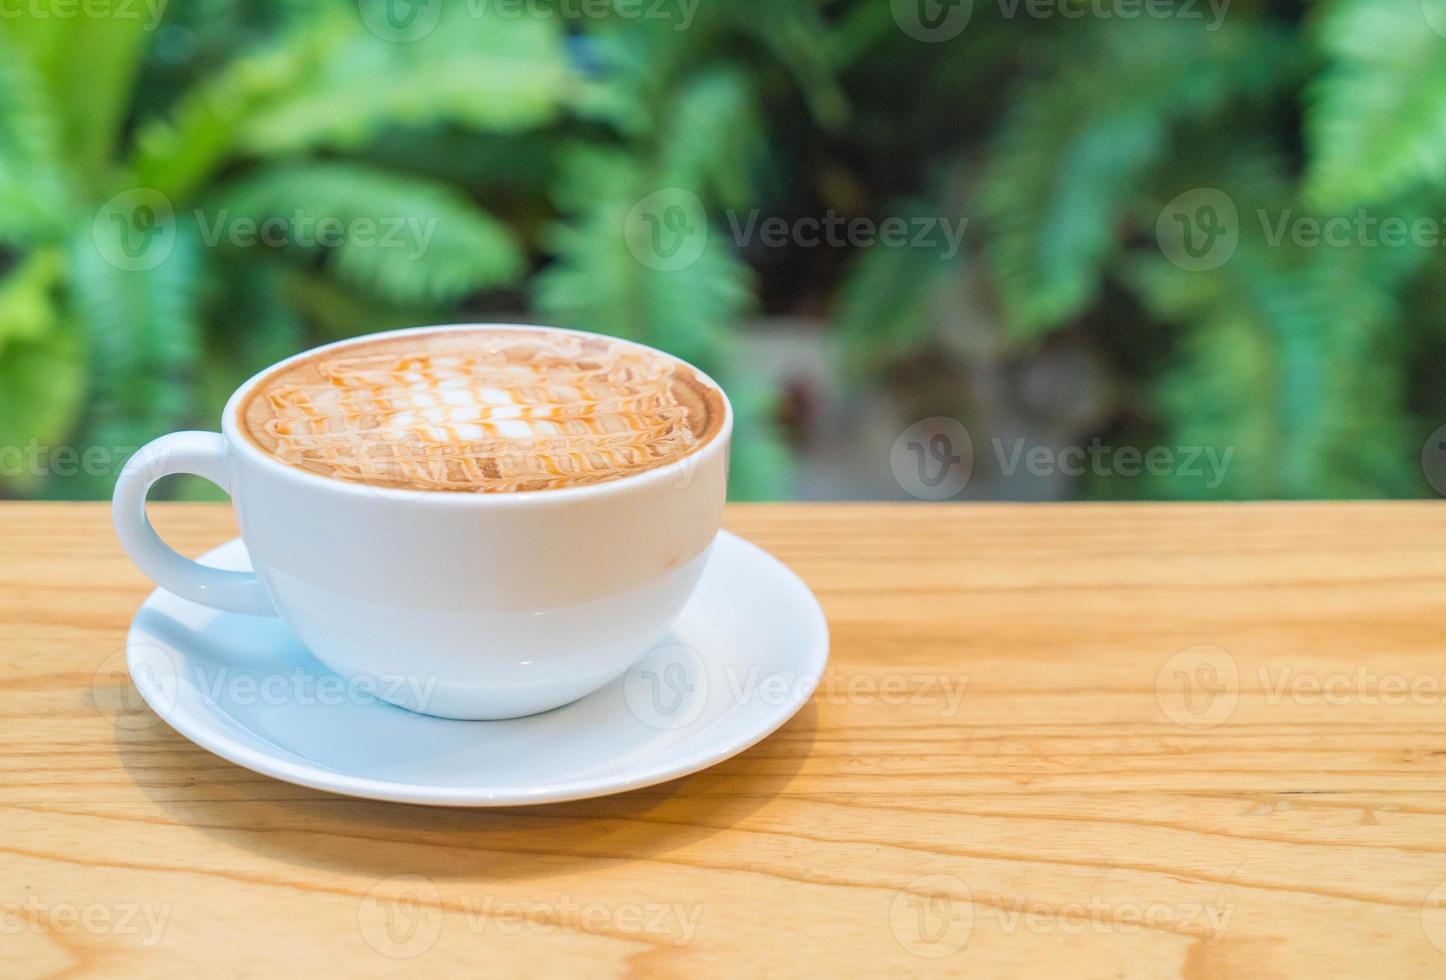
[112,324,732,720]
[124,531,828,806]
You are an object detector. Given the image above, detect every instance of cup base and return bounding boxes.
[327,661,639,721]
[263,550,713,720]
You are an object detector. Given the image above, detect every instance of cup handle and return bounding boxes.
[112,431,275,616]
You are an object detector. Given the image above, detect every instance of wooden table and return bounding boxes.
[5,501,1446,977]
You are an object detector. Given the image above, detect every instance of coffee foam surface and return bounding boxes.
[239,329,722,493]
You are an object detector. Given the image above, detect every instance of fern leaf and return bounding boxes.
[0,246,82,495]
[730,0,848,127]
[0,317,86,497]
[980,20,1298,339]
[66,224,202,498]
[825,0,904,66]
[3,7,152,187]
[246,4,574,154]
[1120,238,1416,499]
[0,28,71,242]
[567,18,690,134]
[204,162,524,306]
[1304,0,1446,208]
[833,199,963,376]
[197,259,308,421]
[0,247,65,349]
[534,147,788,496]
[128,11,354,201]
[720,376,794,500]
[280,269,431,344]
[535,190,751,367]
[658,67,765,210]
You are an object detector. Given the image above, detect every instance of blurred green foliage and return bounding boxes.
[1,0,1445,500]
[838,0,1446,499]
[0,0,799,498]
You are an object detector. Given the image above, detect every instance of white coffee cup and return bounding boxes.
[112,324,731,720]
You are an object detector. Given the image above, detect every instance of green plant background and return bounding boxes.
[1,0,1443,501]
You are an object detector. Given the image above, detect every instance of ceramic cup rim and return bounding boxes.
[220,322,734,507]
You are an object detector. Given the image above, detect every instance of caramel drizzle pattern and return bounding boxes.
[258,336,699,491]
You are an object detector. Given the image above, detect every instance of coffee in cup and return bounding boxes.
[238,327,725,494]
[113,325,731,720]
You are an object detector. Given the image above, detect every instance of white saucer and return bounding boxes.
[124,530,828,806]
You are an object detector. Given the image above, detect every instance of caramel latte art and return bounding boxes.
[239,328,725,493]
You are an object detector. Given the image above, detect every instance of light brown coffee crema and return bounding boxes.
[238,329,724,493]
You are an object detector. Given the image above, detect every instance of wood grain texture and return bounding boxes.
[4,501,1446,977]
